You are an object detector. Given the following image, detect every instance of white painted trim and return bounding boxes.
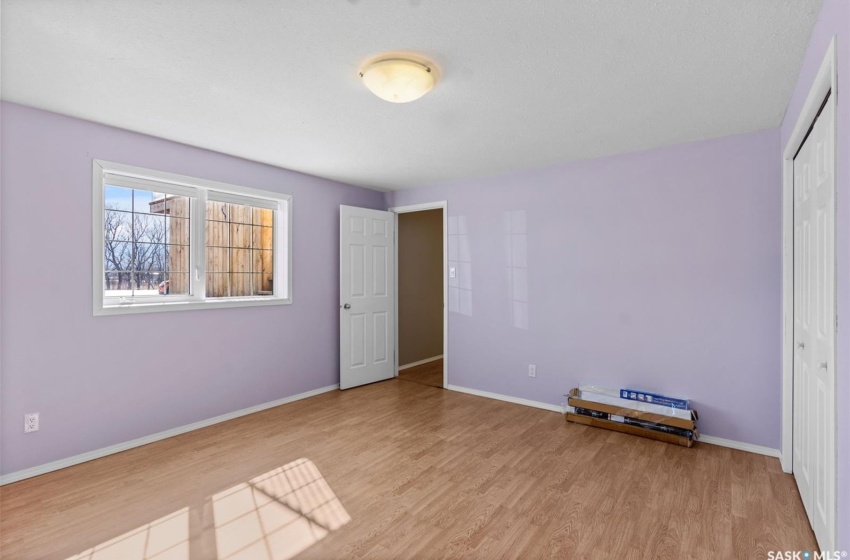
[391,201,449,389]
[0,384,338,486]
[398,354,443,371]
[698,435,781,458]
[96,296,293,316]
[781,155,793,474]
[390,201,449,213]
[92,159,293,316]
[446,384,564,413]
[95,159,294,201]
[781,37,837,476]
[780,36,839,550]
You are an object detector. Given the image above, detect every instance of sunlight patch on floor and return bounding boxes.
[213,458,351,560]
[65,458,349,560]
[66,508,189,560]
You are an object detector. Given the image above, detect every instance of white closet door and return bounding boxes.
[793,131,814,523]
[792,96,836,550]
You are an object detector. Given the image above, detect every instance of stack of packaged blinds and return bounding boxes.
[565,384,699,447]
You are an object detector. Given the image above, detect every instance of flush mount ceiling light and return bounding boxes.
[359,58,436,103]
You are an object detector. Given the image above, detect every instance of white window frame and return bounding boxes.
[93,159,292,316]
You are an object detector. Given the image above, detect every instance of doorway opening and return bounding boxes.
[392,202,447,389]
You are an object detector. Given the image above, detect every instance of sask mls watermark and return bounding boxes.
[768,551,847,560]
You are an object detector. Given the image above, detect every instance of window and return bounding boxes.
[205,198,275,298]
[93,160,291,315]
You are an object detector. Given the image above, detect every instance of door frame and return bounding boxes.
[780,37,839,549]
[781,36,837,472]
[390,201,448,388]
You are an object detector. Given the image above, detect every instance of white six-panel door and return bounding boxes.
[792,96,836,550]
[339,206,395,390]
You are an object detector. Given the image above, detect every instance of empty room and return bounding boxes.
[0,1,848,559]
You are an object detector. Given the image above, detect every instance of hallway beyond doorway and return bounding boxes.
[397,359,443,388]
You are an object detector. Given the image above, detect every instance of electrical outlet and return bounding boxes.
[24,413,39,433]
[528,364,536,378]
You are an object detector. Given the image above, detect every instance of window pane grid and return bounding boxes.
[99,165,289,313]
[205,202,274,298]
[104,185,192,297]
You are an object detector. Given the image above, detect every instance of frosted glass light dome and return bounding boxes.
[360,59,435,103]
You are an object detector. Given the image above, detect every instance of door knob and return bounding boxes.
[343,303,351,310]
[819,361,828,370]
[796,342,805,349]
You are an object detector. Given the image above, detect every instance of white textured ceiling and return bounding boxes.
[1,0,822,191]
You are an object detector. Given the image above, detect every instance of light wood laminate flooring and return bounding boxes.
[0,379,816,559]
[397,359,443,388]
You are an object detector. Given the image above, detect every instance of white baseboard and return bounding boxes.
[0,384,339,486]
[1,382,781,486]
[398,355,443,371]
[446,384,563,413]
[448,384,781,459]
[698,435,781,458]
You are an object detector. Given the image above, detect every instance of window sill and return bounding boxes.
[94,296,292,316]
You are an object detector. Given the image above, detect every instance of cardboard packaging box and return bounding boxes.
[578,383,689,409]
[620,389,688,409]
[566,412,695,448]
[572,407,696,439]
[567,388,697,431]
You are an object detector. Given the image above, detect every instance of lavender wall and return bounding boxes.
[386,129,782,449]
[781,0,850,550]
[0,102,384,476]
